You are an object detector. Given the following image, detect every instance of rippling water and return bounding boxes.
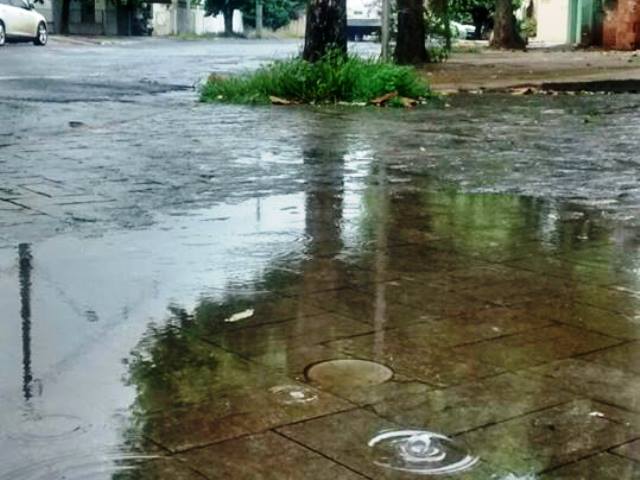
[369,429,479,475]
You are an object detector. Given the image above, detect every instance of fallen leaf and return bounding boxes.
[224,308,255,323]
[370,91,398,106]
[399,97,418,108]
[510,87,537,95]
[270,96,292,105]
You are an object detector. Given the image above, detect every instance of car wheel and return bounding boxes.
[0,22,6,47]
[34,22,47,46]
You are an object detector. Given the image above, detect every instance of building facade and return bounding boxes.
[603,0,640,49]
[535,0,640,49]
[151,2,242,36]
[535,0,602,45]
[35,0,242,35]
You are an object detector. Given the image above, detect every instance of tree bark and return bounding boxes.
[223,6,234,36]
[395,0,428,64]
[60,0,70,34]
[302,0,347,62]
[490,0,525,49]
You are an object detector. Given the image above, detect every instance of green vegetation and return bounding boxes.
[200,53,433,106]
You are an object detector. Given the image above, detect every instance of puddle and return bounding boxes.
[305,359,394,387]
[224,308,255,323]
[3,89,640,477]
[368,429,479,475]
[0,450,160,480]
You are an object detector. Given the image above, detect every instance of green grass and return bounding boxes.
[200,52,434,106]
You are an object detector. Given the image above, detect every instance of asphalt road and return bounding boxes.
[0,37,382,102]
[1,36,639,248]
[0,37,306,101]
[0,37,385,246]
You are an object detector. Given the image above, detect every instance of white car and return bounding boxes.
[451,21,476,40]
[0,0,48,46]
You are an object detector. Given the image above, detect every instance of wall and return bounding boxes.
[152,4,242,35]
[197,8,242,34]
[603,0,640,49]
[536,0,572,44]
[42,0,120,34]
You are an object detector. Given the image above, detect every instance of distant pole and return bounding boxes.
[256,0,263,38]
[381,0,391,60]
[186,0,192,33]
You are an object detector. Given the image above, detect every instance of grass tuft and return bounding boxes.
[200,51,434,106]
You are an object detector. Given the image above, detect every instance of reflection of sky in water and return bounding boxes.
[0,192,311,475]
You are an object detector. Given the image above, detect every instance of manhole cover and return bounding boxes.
[305,359,394,387]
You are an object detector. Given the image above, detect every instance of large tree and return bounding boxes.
[394,0,428,64]
[490,0,525,48]
[59,0,71,34]
[302,0,347,62]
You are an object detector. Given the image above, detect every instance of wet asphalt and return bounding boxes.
[2,38,640,479]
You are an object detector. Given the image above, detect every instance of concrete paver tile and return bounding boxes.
[372,372,576,435]
[178,431,367,479]
[452,325,623,370]
[539,452,640,479]
[459,400,640,476]
[143,384,353,452]
[327,332,504,387]
[581,341,640,374]
[278,408,509,479]
[526,358,640,413]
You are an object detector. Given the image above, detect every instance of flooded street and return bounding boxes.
[2,39,640,479]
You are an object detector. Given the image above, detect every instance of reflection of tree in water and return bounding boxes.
[117,122,622,477]
[118,123,354,476]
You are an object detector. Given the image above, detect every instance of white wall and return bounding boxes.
[152,4,243,35]
[536,0,571,44]
[197,8,242,34]
[152,4,173,36]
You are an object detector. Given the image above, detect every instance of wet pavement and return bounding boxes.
[2,39,640,479]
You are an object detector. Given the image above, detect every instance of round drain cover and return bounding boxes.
[305,359,394,387]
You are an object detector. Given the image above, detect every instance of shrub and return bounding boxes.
[200,51,434,106]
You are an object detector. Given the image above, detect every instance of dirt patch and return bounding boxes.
[424,47,640,93]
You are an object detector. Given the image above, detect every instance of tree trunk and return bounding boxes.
[223,6,233,36]
[302,0,347,62]
[490,0,525,49]
[395,0,428,64]
[60,0,70,34]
